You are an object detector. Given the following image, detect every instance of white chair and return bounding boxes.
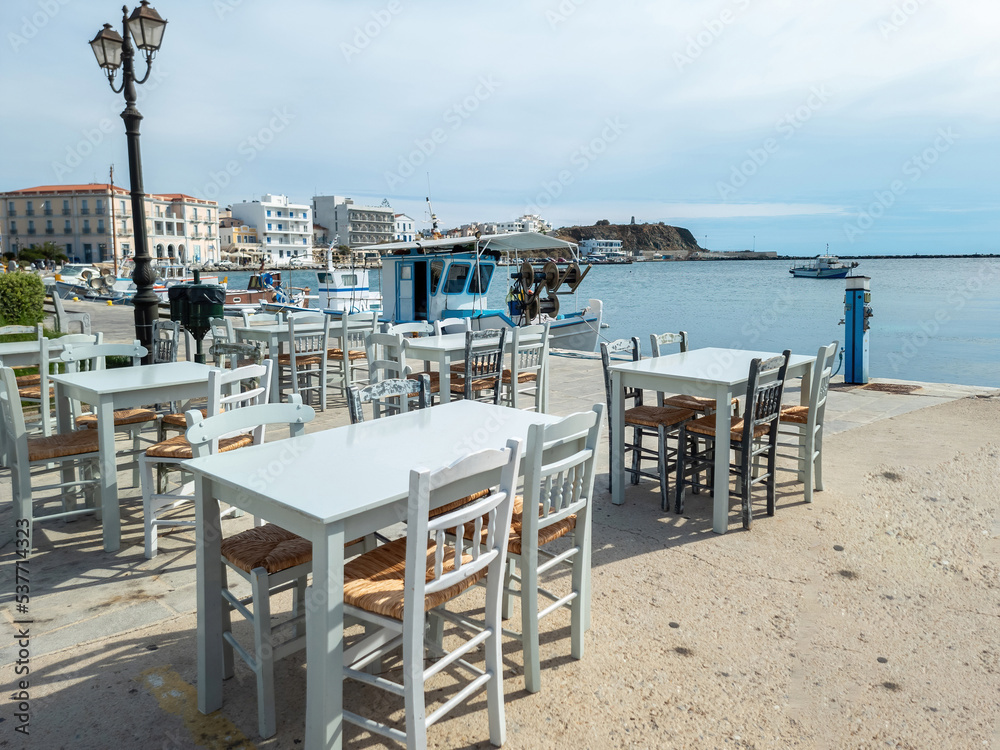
[62,341,154,487]
[341,439,522,748]
[328,311,377,399]
[278,313,329,411]
[240,310,282,327]
[0,366,101,552]
[433,317,471,335]
[498,406,602,693]
[209,317,236,368]
[776,341,838,503]
[502,322,550,412]
[187,396,316,738]
[151,319,180,363]
[386,321,435,376]
[140,361,273,558]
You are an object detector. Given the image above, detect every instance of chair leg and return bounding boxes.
[629,427,641,485]
[501,557,516,620]
[656,425,668,511]
[674,428,687,514]
[741,445,753,530]
[402,613,428,750]
[766,438,778,518]
[814,428,825,493]
[803,430,816,503]
[141,455,158,559]
[220,563,235,680]
[131,428,141,487]
[570,531,588,657]
[13,470,34,553]
[521,549,541,694]
[250,567,277,739]
[483,595,506,748]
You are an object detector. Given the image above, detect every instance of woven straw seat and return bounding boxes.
[145,432,253,460]
[429,489,488,519]
[221,523,313,575]
[502,368,536,384]
[15,373,41,387]
[663,394,738,412]
[27,429,100,461]
[77,408,158,428]
[160,408,209,428]
[459,495,576,555]
[625,404,694,429]
[17,384,53,400]
[450,376,498,394]
[343,536,487,621]
[327,348,366,361]
[685,413,771,441]
[779,404,810,424]
[277,352,323,366]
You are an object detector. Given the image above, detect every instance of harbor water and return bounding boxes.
[222,257,1000,388]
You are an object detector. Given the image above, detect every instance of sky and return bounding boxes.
[1,0,997,255]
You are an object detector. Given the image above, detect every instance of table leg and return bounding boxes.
[438,351,452,404]
[712,385,731,534]
[196,476,224,714]
[270,335,282,403]
[610,371,625,505]
[96,396,120,552]
[796,365,812,483]
[306,522,346,750]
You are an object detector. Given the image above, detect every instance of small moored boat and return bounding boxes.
[790,252,859,279]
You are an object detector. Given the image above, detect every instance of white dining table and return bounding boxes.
[187,399,559,749]
[608,347,815,534]
[403,332,546,408]
[0,338,66,368]
[50,361,214,552]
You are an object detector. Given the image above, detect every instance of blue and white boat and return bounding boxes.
[790,254,859,279]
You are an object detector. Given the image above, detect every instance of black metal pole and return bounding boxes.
[119,6,156,364]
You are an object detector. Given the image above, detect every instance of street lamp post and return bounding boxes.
[89,2,167,363]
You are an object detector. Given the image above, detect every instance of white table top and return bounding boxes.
[187,400,558,525]
[609,347,815,385]
[49,361,214,394]
[0,339,64,356]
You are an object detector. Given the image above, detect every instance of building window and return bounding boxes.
[43,200,51,215]
[277,224,282,231]
[279,250,283,258]
[266,210,271,217]
[193,207,198,220]
[267,223,272,230]
[96,199,104,214]
[82,219,90,233]
[45,219,53,233]
[266,237,271,243]
[302,238,307,244]
[277,211,282,217]
[7,201,13,214]
[97,220,105,234]
[28,220,35,234]
[26,200,33,215]
[120,200,127,215]
[8,221,15,234]
[63,199,70,215]
[121,219,127,233]
[81,199,89,214]
[65,243,72,256]
[64,220,71,233]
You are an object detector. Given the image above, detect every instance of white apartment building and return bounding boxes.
[580,238,625,256]
[230,194,312,267]
[497,214,552,234]
[394,213,415,243]
[0,184,219,265]
[313,195,394,247]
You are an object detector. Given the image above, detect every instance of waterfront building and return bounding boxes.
[230,194,312,267]
[394,213,415,243]
[312,195,394,247]
[0,184,219,265]
[497,214,552,234]
[219,219,262,265]
[580,238,624,256]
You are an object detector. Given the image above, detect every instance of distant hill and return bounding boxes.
[554,222,704,258]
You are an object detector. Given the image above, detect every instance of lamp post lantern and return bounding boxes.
[89,2,167,363]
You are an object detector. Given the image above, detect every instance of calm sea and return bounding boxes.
[224,257,1000,387]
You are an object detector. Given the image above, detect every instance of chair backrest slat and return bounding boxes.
[346,375,431,424]
[740,351,790,448]
[60,341,146,372]
[649,330,689,357]
[599,337,643,409]
[810,341,839,429]
[462,328,506,403]
[186,395,315,459]
[152,319,180,363]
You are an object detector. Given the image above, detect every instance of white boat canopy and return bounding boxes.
[363,231,578,256]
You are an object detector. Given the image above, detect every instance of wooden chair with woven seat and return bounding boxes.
[151,319,180,364]
[433,316,472,335]
[0,366,102,552]
[776,341,838,503]
[492,406,603,693]
[328,311,377,399]
[341,438,522,748]
[187,395,316,739]
[650,331,739,415]
[675,351,791,529]
[277,313,328,411]
[240,310,282,327]
[450,328,507,405]
[600,338,696,510]
[140,361,273,559]
[502,321,550,412]
[209,317,236,368]
[387,321,435,382]
[61,341,154,487]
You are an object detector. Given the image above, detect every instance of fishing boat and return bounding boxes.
[789,254,859,279]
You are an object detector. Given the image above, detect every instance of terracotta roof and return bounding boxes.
[5,183,129,195]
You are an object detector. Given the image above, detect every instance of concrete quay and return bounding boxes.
[1,299,997,749]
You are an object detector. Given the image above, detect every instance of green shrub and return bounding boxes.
[0,273,46,326]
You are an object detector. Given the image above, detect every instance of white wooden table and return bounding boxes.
[234,322,324,402]
[403,332,547,408]
[50,361,213,552]
[187,400,559,749]
[0,338,65,368]
[608,347,815,534]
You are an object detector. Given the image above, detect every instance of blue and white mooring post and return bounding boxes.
[844,275,873,384]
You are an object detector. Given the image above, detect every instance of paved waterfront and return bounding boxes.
[1,300,997,748]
